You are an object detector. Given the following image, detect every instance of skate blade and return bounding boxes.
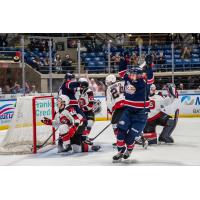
[158,141,174,145]
[112,158,122,163]
[57,150,73,155]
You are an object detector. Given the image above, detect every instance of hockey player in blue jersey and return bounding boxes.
[59,73,86,118]
[113,55,154,162]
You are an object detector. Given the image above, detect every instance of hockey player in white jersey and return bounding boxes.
[105,74,125,144]
[143,83,179,144]
[41,95,82,153]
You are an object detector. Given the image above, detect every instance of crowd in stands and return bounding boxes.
[82,42,200,73]
[25,38,75,74]
[0,82,38,95]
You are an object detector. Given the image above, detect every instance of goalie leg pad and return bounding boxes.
[160,109,179,139]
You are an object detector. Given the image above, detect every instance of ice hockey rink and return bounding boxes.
[0,118,199,166]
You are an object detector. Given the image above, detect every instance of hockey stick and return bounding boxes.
[35,132,56,150]
[89,123,111,141]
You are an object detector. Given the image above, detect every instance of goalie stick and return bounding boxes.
[33,130,57,151]
[89,123,111,141]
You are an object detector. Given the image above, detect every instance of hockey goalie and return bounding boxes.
[143,83,179,144]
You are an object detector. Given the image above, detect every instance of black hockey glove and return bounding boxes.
[145,54,153,66]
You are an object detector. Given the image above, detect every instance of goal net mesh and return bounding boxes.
[0,96,54,154]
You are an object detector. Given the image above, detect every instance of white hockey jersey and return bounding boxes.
[106,81,125,113]
[148,92,175,122]
[52,106,81,135]
[75,88,94,112]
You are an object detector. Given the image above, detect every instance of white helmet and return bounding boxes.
[105,74,116,86]
[79,77,88,83]
[58,95,70,106]
[150,84,156,91]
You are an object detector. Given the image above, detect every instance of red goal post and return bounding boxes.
[32,96,55,153]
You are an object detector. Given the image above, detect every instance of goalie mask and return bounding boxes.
[105,74,116,86]
[150,84,156,95]
[58,95,70,108]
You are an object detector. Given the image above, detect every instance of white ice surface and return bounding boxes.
[0,118,200,166]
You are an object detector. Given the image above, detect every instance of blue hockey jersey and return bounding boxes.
[59,80,80,105]
[119,66,154,112]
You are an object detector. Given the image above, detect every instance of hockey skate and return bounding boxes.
[123,150,132,159]
[112,143,117,149]
[91,145,101,152]
[158,135,174,144]
[113,152,124,162]
[135,136,148,149]
[57,139,72,153]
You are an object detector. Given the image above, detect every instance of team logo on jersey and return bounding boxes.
[125,84,136,95]
[78,98,87,107]
[119,120,125,125]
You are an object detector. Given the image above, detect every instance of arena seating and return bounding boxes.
[81,44,200,73]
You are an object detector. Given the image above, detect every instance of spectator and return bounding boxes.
[197,85,200,90]
[0,87,2,95]
[179,83,184,90]
[131,53,139,66]
[97,81,106,93]
[61,54,73,73]
[30,85,38,95]
[89,78,98,93]
[3,85,11,94]
[115,34,125,47]
[111,55,120,72]
[25,82,30,94]
[44,57,49,66]
[157,51,165,71]
[181,47,191,59]
[10,82,23,94]
[54,54,62,73]
[125,54,131,65]
[32,57,42,71]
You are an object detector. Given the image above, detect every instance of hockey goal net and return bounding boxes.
[0,96,55,154]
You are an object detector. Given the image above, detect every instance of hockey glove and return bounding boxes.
[166,83,179,98]
[145,54,153,66]
[41,117,52,125]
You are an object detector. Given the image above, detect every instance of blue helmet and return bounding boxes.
[64,73,75,80]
